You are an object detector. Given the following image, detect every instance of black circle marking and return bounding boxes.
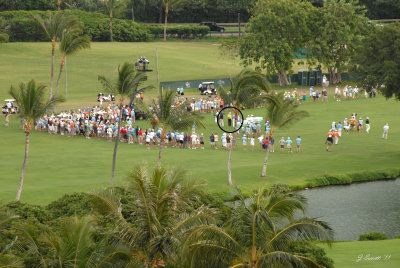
[216,106,244,133]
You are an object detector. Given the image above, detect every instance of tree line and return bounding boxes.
[0,0,398,23]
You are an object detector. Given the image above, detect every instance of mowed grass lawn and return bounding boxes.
[0,42,245,107]
[0,94,399,204]
[321,239,400,268]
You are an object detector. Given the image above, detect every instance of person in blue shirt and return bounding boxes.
[242,135,247,150]
[309,87,313,98]
[286,137,293,153]
[337,122,343,137]
[295,136,302,153]
[210,133,215,149]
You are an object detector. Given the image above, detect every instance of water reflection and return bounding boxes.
[300,178,400,240]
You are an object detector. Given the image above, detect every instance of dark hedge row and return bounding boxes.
[146,25,210,39]
[0,10,151,42]
[0,10,210,42]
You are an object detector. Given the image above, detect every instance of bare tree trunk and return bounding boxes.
[278,70,290,86]
[328,67,337,85]
[157,124,166,169]
[227,139,233,186]
[110,105,123,187]
[110,11,113,42]
[54,53,66,99]
[336,72,342,84]
[49,38,56,99]
[16,131,30,201]
[163,5,168,42]
[260,148,270,177]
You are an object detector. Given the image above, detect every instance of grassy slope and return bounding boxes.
[0,42,245,107]
[0,95,399,204]
[321,239,400,268]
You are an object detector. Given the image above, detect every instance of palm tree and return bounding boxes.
[145,89,204,169]
[104,0,127,42]
[0,212,23,267]
[9,80,62,201]
[54,29,90,100]
[184,186,334,267]
[161,0,186,42]
[90,165,214,268]
[98,62,150,187]
[260,92,309,177]
[34,11,81,99]
[21,216,135,267]
[217,69,270,186]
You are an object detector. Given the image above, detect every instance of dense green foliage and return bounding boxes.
[351,23,400,100]
[0,170,334,267]
[147,25,209,39]
[0,10,151,42]
[359,231,388,241]
[240,0,313,86]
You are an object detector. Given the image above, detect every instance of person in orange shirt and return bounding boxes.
[333,130,339,144]
[327,130,333,137]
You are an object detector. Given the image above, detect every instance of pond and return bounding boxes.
[300,178,400,240]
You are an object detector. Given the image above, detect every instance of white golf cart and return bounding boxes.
[199,82,217,95]
[2,99,17,114]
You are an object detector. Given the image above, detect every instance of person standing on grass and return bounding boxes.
[218,111,224,127]
[326,135,333,151]
[242,134,247,150]
[214,133,219,149]
[250,136,255,151]
[286,137,293,153]
[358,117,363,132]
[264,137,269,151]
[279,136,285,152]
[5,112,10,126]
[382,123,389,139]
[343,118,350,134]
[366,117,370,133]
[269,136,275,152]
[210,133,215,149]
[333,130,339,145]
[227,112,232,127]
[296,136,302,153]
[337,121,343,137]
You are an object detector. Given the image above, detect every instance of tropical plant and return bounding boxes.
[104,0,128,41]
[184,186,334,268]
[21,216,134,267]
[161,0,186,42]
[144,88,204,168]
[0,212,22,268]
[90,165,215,268]
[98,62,150,187]
[217,69,270,186]
[54,28,90,100]
[9,80,63,201]
[0,17,9,43]
[34,11,81,99]
[260,92,309,177]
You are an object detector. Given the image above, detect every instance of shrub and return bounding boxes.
[0,10,151,42]
[359,231,388,241]
[146,25,209,39]
[46,192,93,219]
[287,240,334,268]
[1,202,51,223]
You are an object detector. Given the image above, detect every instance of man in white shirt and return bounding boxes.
[382,123,389,139]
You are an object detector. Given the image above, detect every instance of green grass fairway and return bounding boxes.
[0,42,312,108]
[0,42,245,107]
[1,95,399,204]
[321,239,400,268]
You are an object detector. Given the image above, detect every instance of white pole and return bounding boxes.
[65,55,68,98]
[156,48,159,91]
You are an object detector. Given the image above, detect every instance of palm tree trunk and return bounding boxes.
[49,38,56,99]
[260,149,269,177]
[157,124,166,169]
[54,53,66,99]
[163,5,168,42]
[16,131,30,201]
[110,105,123,187]
[227,139,233,186]
[110,11,113,42]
